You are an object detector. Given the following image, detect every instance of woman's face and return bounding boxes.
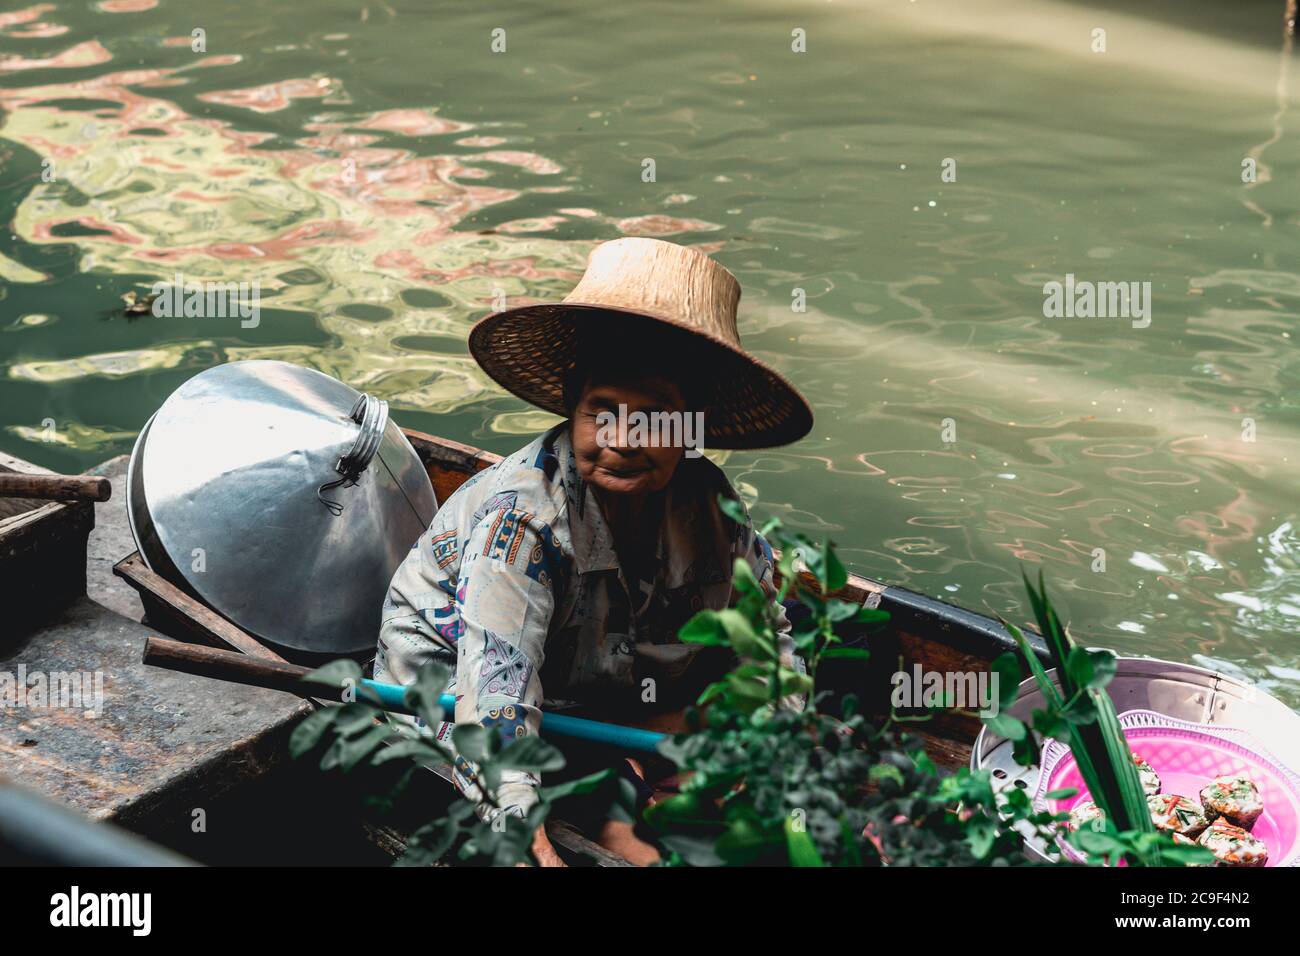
[570,376,689,498]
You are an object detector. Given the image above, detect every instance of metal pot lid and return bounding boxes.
[127,360,435,657]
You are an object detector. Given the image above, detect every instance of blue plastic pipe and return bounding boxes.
[358,678,668,755]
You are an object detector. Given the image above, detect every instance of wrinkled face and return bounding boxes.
[570,376,688,497]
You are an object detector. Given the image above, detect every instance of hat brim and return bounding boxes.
[468,303,814,450]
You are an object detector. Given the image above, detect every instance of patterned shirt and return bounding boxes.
[376,422,793,816]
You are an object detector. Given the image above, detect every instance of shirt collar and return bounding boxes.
[544,423,731,587]
[546,424,621,574]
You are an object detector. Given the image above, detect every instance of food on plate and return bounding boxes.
[1131,752,1161,796]
[1147,793,1209,838]
[1197,818,1269,867]
[1199,773,1264,831]
[1067,800,1104,832]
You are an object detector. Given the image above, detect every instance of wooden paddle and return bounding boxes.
[142,636,668,754]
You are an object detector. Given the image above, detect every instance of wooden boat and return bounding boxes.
[5,429,1050,868]
[106,427,1047,863]
[118,426,1047,754]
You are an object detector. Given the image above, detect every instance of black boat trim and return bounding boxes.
[876,584,1051,666]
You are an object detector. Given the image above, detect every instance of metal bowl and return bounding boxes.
[971,656,1300,862]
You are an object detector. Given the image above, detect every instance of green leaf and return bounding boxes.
[776,549,800,592]
[659,832,725,867]
[1011,732,1040,767]
[302,659,364,698]
[1157,843,1215,867]
[797,539,849,594]
[724,672,773,706]
[1066,647,1118,690]
[715,609,777,660]
[1023,570,1071,686]
[333,702,383,737]
[1060,693,1101,726]
[369,738,448,767]
[451,723,495,764]
[494,735,566,775]
[288,707,340,758]
[541,768,617,802]
[821,646,870,661]
[998,616,1063,710]
[1088,650,1118,689]
[731,557,762,598]
[855,605,891,624]
[404,660,452,728]
[1031,707,1068,741]
[912,750,938,777]
[716,494,748,526]
[643,791,717,829]
[695,680,727,707]
[1066,646,1119,690]
[869,764,905,788]
[826,599,861,623]
[984,713,1027,742]
[397,820,459,866]
[715,816,770,865]
[678,610,729,647]
[336,723,395,772]
[990,651,1022,710]
[823,542,848,592]
[1071,827,1123,856]
[964,815,997,859]
[784,817,825,866]
[778,668,813,696]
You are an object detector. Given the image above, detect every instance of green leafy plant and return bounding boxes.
[291,499,1209,869]
[289,658,634,866]
[645,500,1064,866]
[990,572,1213,867]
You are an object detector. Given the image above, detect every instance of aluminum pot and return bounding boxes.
[127,360,436,657]
[971,656,1300,862]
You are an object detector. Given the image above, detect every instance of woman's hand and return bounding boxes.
[530,826,567,867]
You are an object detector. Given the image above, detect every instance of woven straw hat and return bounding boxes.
[468,238,813,449]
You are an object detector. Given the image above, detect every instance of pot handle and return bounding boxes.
[340,393,389,478]
[317,393,389,515]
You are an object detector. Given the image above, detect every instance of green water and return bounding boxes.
[1,0,1297,702]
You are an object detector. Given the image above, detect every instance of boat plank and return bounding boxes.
[114,551,287,663]
[0,595,310,825]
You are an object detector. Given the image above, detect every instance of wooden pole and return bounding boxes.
[142,636,669,753]
[0,474,110,502]
[143,635,344,702]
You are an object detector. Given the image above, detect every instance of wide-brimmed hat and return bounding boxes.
[467,237,813,449]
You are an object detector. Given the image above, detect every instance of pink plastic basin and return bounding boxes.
[1036,711,1300,866]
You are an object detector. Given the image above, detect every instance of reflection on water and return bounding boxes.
[0,0,1297,703]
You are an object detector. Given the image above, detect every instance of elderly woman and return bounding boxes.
[375,238,813,865]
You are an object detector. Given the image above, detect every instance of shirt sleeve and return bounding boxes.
[454,507,563,818]
[377,524,459,686]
